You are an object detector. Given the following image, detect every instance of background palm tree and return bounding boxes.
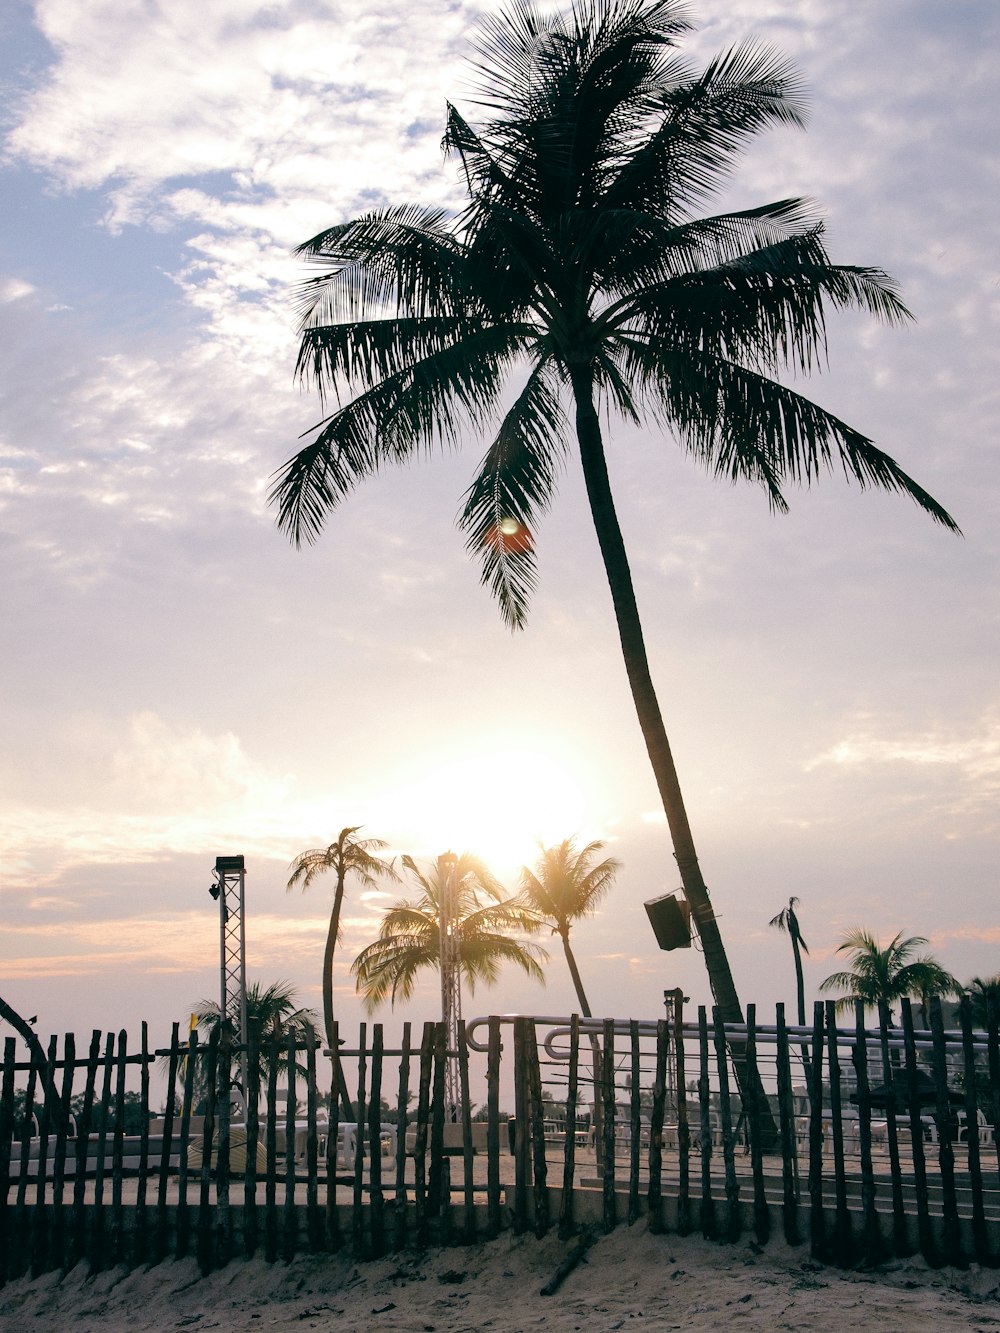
[352,852,547,1010]
[769,896,811,1078]
[518,838,620,1018]
[966,976,1000,1030]
[271,0,957,1044]
[820,928,957,1024]
[182,979,320,1109]
[286,826,399,1052]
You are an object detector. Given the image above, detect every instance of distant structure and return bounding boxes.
[210,853,248,1104]
[438,851,462,1117]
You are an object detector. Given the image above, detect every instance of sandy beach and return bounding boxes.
[3,1225,999,1332]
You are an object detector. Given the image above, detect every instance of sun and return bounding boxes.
[378,744,600,878]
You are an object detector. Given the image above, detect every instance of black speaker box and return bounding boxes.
[644,893,692,951]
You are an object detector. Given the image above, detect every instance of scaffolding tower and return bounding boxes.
[211,853,248,1107]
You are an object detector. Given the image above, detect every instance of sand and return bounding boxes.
[3,1227,1000,1332]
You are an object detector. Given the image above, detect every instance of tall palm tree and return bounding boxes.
[352,852,547,1010]
[286,826,399,1052]
[820,928,958,1024]
[518,838,620,1017]
[271,0,958,1039]
[769,896,810,1078]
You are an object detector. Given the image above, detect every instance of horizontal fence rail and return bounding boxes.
[2,994,999,1284]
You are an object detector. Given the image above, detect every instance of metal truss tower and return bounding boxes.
[211,854,248,1106]
[437,852,462,1117]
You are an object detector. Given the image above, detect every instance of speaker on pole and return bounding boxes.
[644,893,692,951]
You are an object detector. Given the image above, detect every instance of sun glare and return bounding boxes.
[378,746,599,878]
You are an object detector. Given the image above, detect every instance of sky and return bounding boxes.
[2,0,998,1065]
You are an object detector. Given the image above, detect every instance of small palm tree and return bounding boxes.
[286,826,399,1051]
[352,852,547,1010]
[769,895,811,1078]
[183,979,320,1107]
[820,928,958,1024]
[518,838,620,1018]
[966,976,1000,1030]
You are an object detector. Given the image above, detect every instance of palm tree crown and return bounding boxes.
[287,826,399,1050]
[272,0,958,1039]
[189,979,320,1096]
[518,837,620,1017]
[966,975,1000,1030]
[820,928,957,1022]
[352,852,547,1010]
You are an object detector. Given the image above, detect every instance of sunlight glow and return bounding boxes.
[377,746,599,879]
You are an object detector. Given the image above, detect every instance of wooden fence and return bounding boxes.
[2,993,999,1284]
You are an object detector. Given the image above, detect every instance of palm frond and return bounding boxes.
[460,358,568,629]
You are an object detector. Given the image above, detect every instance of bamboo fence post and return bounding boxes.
[601,1018,616,1234]
[929,996,963,1267]
[852,1001,881,1266]
[959,994,990,1265]
[697,1007,716,1240]
[439,1154,453,1246]
[774,1004,800,1247]
[304,1027,321,1253]
[413,1022,433,1248]
[175,1028,198,1262]
[283,1030,299,1264]
[823,1002,850,1265]
[559,1014,580,1240]
[29,1035,57,1277]
[197,1026,220,1275]
[14,1045,38,1226]
[627,1021,641,1227]
[326,1020,342,1253]
[90,1032,116,1273]
[526,1020,548,1239]
[712,1009,740,1242]
[512,1018,529,1237]
[11,1045,39,1280]
[10,1047,39,1280]
[486,1017,502,1240]
[133,1022,151,1267]
[987,993,1000,1182]
[673,995,690,1237]
[352,1024,368,1259]
[393,1022,412,1251]
[899,1001,934,1264]
[0,1035,16,1283]
[243,1022,261,1261]
[647,1019,667,1236]
[215,1026,233,1270]
[457,1019,475,1244]
[46,1029,71,1269]
[807,1003,826,1261]
[876,1000,908,1257]
[744,1006,769,1247]
[368,1025,385,1258]
[50,1031,76,1273]
[109,1028,129,1269]
[264,1034,279,1263]
[72,1030,101,1270]
[428,1023,447,1225]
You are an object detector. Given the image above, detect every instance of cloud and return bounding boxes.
[0,712,309,885]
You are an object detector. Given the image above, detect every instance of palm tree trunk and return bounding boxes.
[791,936,812,1081]
[560,929,605,1162]
[568,362,776,1142]
[324,873,354,1120]
[0,994,68,1131]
